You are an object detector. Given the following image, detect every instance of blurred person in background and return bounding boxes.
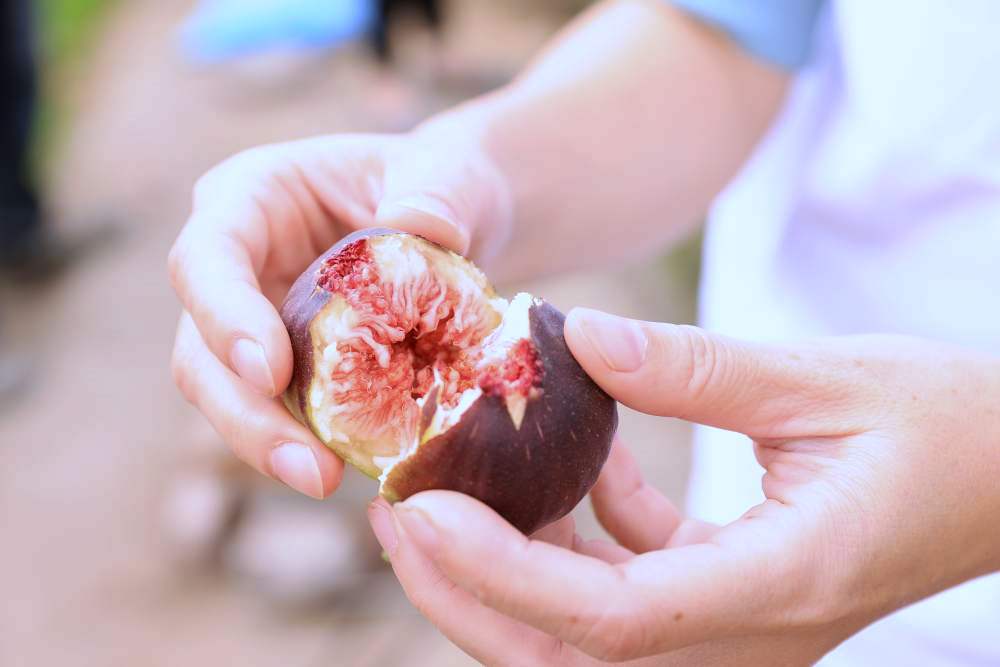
[180,0,443,69]
[0,0,43,279]
[368,0,448,127]
[373,0,442,65]
[179,0,376,65]
[180,0,447,127]
[1,0,55,404]
[0,0,105,281]
[1,0,114,406]
[168,0,1000,664]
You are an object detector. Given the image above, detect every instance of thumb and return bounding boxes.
[564,307,865,437]
[373,140,512,260]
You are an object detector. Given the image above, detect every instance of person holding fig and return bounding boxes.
[168,0,1000,664]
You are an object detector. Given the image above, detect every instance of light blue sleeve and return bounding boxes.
[670,0,827,70]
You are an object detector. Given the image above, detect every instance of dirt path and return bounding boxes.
[1,2,694,665]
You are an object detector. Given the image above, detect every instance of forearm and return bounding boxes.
[417,0,788,280]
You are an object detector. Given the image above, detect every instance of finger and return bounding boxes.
[533,515,637,564]
[665,519,721,548]
[590,438,682,552]
[564,308,875,438]
[168,148,314,397]
[367,499,586,667]
[572,537,634,564]
[531,514,637,564]
[375,133,513,261]
[172,313,343,498]
[532,514,577,549]
[382,491,831,667]
[395,490,804,661]
[392,491,634,660]
[169,136,386,396]
[534,517,636,564]
[381,490,826,667]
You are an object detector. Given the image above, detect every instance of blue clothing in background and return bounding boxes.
[670,0,826,69]
[180,0,376,64]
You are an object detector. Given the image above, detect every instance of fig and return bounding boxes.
[281,229,617,533]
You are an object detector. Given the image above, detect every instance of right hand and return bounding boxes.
[373,313,1000,664]
[168,130,511,498]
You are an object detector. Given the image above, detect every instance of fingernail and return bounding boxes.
[270,443,324,499]
[367,501,399,556]
[230,338,275,396]
[575,309,648,372]
[378,195,470,251]
[395,505,441,557]
[383,195,460,228]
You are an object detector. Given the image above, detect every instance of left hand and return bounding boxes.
[167,132,508,499]
[367,308,1000,665]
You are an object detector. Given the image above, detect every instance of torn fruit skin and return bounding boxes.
[281,228,618,534]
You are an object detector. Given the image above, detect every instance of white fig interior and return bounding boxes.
[305,234,542,480]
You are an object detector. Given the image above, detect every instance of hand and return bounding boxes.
[368,308,1000,664]
[168,130,511,498]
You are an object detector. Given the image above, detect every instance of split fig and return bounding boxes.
[281,229,617,534]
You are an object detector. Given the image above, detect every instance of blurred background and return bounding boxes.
[0,1,697,664]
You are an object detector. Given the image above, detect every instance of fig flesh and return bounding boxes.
[281,229,617,533]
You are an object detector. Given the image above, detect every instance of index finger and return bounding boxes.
[167,144,332,397]
[590,438,682,552]
[393,491,813,662]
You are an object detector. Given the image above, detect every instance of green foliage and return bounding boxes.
[37,0,117,63]
[31,0,117,172]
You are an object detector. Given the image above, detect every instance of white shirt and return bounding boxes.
[690,2,1000,664]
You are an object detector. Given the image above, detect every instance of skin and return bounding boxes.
[168,0,781,496]
[369,322,1000,663]
[167,0,1000,662]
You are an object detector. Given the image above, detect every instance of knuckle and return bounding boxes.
[771,572,845,632]
[190,171,216,205]
[785,529,858,630]
[192,144,279,207]
[166,237,189,293]
[551,583,644,662]
[537,636,570,666]
[197,147,266,189]
[170,343,197,406]
[578,604,644,662]
[471,543,513,605]
[406,566,459,620]
[227,407,266,469]
[741,508,850,631]
[674,325,727,403]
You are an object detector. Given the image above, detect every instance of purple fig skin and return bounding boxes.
[280,227,398,436]
[381,301,618,535]
[281,228,619,533]
[281,227,503,477]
